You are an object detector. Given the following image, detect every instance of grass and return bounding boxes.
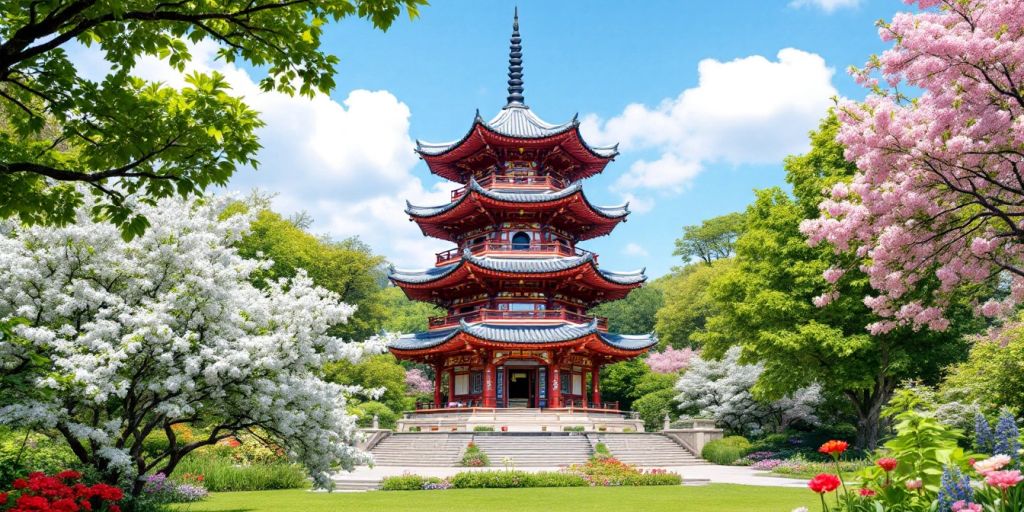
[171,485,811,512]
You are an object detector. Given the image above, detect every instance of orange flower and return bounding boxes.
[818,440,849,457]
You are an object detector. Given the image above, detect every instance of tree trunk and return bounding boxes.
[847,378,894,450]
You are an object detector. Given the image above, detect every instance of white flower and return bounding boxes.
[0,193,370,488]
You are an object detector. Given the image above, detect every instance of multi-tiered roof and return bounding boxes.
[387,10,655,410]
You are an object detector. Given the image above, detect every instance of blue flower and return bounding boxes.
[974,413,993,453]
[993,409,1021,466]
[937,465,973,512]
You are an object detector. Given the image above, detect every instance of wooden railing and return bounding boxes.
[428,309,608,330]
[436,241,592,265]
[451,173,567,201]
[413,400,623,411]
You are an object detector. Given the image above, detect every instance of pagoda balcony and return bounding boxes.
[436,241,595,265]
[450,173,567,201]
[427,309,609,331]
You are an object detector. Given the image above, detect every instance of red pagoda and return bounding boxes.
[388,10,656,412]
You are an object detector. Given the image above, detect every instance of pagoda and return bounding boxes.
[388,10,656,412]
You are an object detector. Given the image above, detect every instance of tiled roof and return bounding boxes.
[415,106,618,158]
[388,320,657,351]
[405,179,629,218]
[388,253,646,285]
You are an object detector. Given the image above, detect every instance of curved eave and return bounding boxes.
[388,255,646,299]
[415,112,618,183]
[405,181,628,220]
[388,325,657,359]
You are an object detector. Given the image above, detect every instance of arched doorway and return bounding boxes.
[511,232,530,250]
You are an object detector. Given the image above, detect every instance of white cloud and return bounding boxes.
[623,243,649,257]
[789,0,861,13]
[582,48,837,203]
[70,41,453,268]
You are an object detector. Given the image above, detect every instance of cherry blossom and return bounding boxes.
[801,0,1024,331]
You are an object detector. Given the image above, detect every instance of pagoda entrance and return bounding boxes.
[506,368,535,408]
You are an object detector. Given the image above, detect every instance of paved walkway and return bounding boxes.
[332,464,807,488]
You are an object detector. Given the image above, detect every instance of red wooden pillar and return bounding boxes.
[484,361,497,407]
[549,363,561,409]
[581,370,589,408]
[433,365,443,408]
[591,364,601,407]
[447,368,455,405]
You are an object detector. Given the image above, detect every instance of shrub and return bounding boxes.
[527,472,589,487]
[354,401,398,430]
[141,472,209,503]
[473,426,495,432]
[2,470,124,512]
[563,426,584,432]
[0,430,78,487]
[459,442,489,467]
[408,426,422,432]
[449,470,532,488]
[563,457,681,486]
[593,442,611,458]
[381,474,435,491]
[701,436,752,465]
[175,454,308,491]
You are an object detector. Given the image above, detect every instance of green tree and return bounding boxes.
[598,359,650,411]
[234,207,387,340]
[942,319,1024,415]
[697,114,980,449]
[590,284,663,334]
[379,286,443,334]
[655,259,733,348]
[632,388,679,431]
[0,0,423,238]
[325,354,412,415]
[673,212,745,265]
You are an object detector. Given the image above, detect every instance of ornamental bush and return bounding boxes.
[459,442,489,467]
[2,470,125,512]
[380,474,440,491]
[449,470,534,488]
[0,196,384,492]
[701,436,752,465]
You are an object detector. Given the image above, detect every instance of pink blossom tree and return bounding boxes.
[404,368,434,394]
[645,347,698,374]
[801,0,1024,333]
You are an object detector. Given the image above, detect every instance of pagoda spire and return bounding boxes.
[505,7,525,107]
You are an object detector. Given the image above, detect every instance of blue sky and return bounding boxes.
[136,0,909,277]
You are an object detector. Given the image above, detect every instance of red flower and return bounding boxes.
[0,492,7,505]
[52,497,81,512]
[808,473,842,494]
[57,470,82,481]
[109,505,121,512]
[16,494,50,510]
[89,483,123,501]
[876,457,899,472]
[818,440,849,457]
[12,478,28,489]
[859,488,877,497]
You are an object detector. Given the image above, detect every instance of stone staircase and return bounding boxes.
[366,432,706,468]
[595,433,708,466]
[367,433,471,467]
[469,433,592,467]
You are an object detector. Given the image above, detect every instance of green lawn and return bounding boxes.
[174,485,811,512]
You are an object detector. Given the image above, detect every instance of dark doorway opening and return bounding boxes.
[507,369,533,407]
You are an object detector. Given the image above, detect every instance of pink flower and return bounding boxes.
[858,488,876,497]
[645,347,698,374]
[952,501,982,512]
[973,454,1012,475]
[905,478,923,490]
[985,470,1023,490]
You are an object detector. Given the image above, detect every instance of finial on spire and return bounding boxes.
[506,7,525,107]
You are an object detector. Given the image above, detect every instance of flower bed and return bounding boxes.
[381,458,682,491]
[1,470,124,512]
[459,442,490,467]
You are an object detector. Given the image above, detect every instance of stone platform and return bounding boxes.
[395,407,645,433]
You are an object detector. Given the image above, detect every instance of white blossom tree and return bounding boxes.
[675,347,822,436]
[0,195,384,493]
